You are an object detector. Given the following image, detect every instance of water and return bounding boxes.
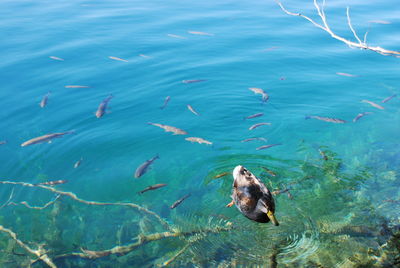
[0,0,399,266]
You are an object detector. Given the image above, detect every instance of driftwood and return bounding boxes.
[0,225,57,268]
[274,0,400,56]
[0,180,170,229]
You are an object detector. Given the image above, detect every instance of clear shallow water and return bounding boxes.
[0,0,399,267]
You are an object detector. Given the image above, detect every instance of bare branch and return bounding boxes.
[159,243,191,267]
[274,0,400,56]
[0,180,170,230]
[55,223,233,261]
[0,225,57,268]
[0,187,14,208]
[19,195,61,210]
[346,7,363,44]
[273,0,327,31]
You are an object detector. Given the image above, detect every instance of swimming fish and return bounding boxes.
[318,149,328,161]
[213,172,230,179]
[369,20,391,24]
[261,166,276,176]
[49,56,64,61]
[96,95,113,118]
[138,183,167,194]
[148,122,188,135]
[65,85,90,88]
[188,31,214,36]
[134,155,159,178]
[241,137,267,143]
[160,96,170,109]
[35,180,68,186]
[108,56,128,62]
[185,137,212,145]
[249,122,271,130]
[382,94,397,103]
[361,100,384,110]
[182,79,206,84]
[256,144,282,150]
[39,92,51,108]
[138,54,150,58]
[187,104,199,116]
[353,112,372,122]
[272,188,293,199]
[244,113,264,120]
[167,34,187,39]
[170,194,191,209]
[74,158,83,168]
[336,72,357,77]
[305,115,346,123]
[248,88,269,102]
[21,131,74,147]
[0,140,6,145]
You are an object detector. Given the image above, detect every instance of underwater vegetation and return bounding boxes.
[0,144,399,267]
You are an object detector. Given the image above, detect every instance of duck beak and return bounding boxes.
[267,211,279,226]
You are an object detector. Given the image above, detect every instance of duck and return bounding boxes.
[226,165,279,226]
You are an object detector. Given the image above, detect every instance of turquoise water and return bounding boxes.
[1,0,400,266]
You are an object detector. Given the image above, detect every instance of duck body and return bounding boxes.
[229,165,279,225]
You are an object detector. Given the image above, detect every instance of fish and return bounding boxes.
[353,112,372,122]
[0,140,6,145]
[96,95,113,118]
[160,96,170,109]
[187,104,199,116]
[318,149,328,161]
[261,166,276,176]
[167,34,187,39]
[272,188,293,199]
[65,85,90,88]
[361,100,384,110]
[49,56,64,61]
[134,155,159,178]
[74,158,83,168]
[369,20,391,24]
[305,115,346,123]
[108,56,128,62]
[185,137,212,145]
[21,131,74,147]
[138,54,150,58]
[244,113,264,120]
[213,172,230,179]
[249,122,271,130]
[182,79,206,84]
[39,92,51,108]
[35,180,68,186]
[382,94,397,103]
[241,137,267,143]
[188,31,214,36]
[256,144,281,150]
[138,183,167,194]
[148,122,188,135]
[248,88,269,102]
[170,194,191,209]
[336,72,357,77]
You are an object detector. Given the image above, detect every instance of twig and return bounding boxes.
[19,195,61,210]
[0,187,15,208]
[0,225,57,268]
[0,180,170,229]
[346,7,363,44]
[274,0,400,56]
[55,223,233,260]
[159,242,191,267]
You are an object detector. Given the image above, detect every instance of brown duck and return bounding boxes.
[227,165,279,226]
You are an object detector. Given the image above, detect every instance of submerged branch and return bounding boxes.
[0,180,170,229]
[274,0,400,56]
[55,223,233,261]
[0,225,57,268]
